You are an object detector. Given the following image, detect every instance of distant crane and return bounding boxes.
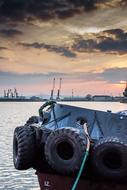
[56,78,62,100]
[10,89,14,98]
[4,88,19,98]
[50,78,55,100]
[4,90,7,98]
[7,89,10,98]
[14,88,18,98]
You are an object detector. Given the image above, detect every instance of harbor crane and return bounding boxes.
[50,78,55,100]
[56,78,62,100]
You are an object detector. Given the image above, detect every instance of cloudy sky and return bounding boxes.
[0,0,127,97]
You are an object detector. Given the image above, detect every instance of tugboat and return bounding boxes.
[13,101,127,190]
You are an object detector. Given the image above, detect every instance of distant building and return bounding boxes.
[85,94,92,101]
[30,96,42,101]
[63,96,88,101]
[93,95,113,101]
[114,96,121,102]
[18,96,26,100]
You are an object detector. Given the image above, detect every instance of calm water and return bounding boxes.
[0,102,127,189]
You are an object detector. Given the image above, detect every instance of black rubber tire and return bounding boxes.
[13,126,36,170]
[26,116,41,125]
[45,128,87,174]
[92,137,127,180]
[32,127,51,171]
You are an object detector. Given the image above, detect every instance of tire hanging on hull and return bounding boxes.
[13,126,36,170]
[26,116,41,125]
[45,128,87,174]
[92,137,127,180]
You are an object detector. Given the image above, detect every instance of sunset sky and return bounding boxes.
[0,0,127,97]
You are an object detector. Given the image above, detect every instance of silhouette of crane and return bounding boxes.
[50,78,55,100]
[14,88,18,98]
[56,78,62,100]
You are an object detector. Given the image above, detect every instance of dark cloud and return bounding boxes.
[19,42,76,58]
[0,46,8,50]
[0,0,126,23]
[0,0,96,21]
[73,29,127,54]
[0,56,7,59]
[18,28,127,56]
[0,29,23,37]
[98,67,127,84]
[0,67,127,86]
[120,0,127,5]
[105,29,126,39]
[73,38,96,52]
[0,71,67,86]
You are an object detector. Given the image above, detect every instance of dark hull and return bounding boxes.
[37,172,127,190]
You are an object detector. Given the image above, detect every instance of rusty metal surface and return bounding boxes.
[37,172,127,190]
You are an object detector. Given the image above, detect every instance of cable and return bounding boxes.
[71,124,90,190]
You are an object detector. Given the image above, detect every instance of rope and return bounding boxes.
[71,124,90,190]
[52,104,59,130]
[39,100,56,117]
[44,112,70,125]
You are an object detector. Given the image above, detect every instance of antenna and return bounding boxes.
[72,89,74,99]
